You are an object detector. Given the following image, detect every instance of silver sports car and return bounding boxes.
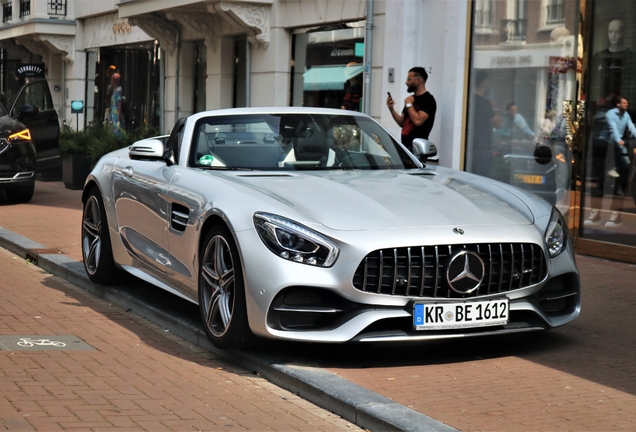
[81,107,580,349]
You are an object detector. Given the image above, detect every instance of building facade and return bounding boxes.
[0,0,633,263]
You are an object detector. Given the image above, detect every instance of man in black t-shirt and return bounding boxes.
[387,66,437,151]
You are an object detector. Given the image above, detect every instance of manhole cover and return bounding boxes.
[0,335,95,351]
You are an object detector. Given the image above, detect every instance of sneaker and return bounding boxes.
[583,209,601,227]
[608,168,619,178]
[605,211,623,228]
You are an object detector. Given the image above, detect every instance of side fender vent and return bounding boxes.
[171,203,189,232]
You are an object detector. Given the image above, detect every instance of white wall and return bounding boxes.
[379,0,469,169]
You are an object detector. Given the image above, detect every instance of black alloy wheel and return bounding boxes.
[199,225,254,350]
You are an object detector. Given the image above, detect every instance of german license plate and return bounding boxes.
[514,174,545,185]
[413,299,509,330]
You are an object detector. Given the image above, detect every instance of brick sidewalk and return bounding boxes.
[4,180,636,431]
[0,246,358,431]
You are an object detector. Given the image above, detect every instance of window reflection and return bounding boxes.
[582,2,636,246]
[467,0,578,211]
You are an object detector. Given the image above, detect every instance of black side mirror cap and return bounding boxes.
[16,104,36,120]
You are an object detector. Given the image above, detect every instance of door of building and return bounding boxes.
[573,0,636,264]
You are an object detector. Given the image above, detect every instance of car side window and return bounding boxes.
[11,80,53,116]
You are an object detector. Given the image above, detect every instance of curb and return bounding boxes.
[0,226,457,432]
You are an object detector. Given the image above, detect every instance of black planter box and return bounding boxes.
[62,154,92,190]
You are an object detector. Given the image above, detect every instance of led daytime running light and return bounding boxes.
[9,129,32,141]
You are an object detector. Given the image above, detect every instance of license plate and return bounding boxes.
[514,174,545,185]
[413,299,509,330]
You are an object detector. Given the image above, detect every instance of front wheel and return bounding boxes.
[198,225,255,350]
[82,187,122,284]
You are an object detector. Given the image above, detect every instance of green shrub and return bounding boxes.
[60,123,160,164]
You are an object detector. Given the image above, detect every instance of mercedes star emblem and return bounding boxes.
[446,250,485,294]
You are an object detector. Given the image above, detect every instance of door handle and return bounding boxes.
[122,166,133,178]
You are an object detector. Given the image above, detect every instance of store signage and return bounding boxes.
[16,64,45,78]
[490,55,533,66]
[71,100,84,114]
[112,20,132,34]
[331,48,355,57]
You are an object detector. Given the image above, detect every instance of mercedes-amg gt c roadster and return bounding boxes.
[81,107,580,349]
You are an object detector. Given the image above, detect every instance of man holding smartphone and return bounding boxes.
[386,67,437,152]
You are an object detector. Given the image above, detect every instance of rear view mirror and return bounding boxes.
[412,138,438,162]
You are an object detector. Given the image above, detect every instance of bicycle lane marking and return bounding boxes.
[0,335,94,351]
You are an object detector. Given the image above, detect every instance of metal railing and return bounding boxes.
[2,2,12,22]
[19,0,30,18]
[48,0,66,16]
[500,18,527,43]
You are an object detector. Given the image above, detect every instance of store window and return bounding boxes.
[291,22,365,110]
[580,1,636,246]
[92,42,161,132]
[466,0,579,212]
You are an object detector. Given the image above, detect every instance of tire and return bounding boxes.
[6,183,35,203]
[82,187,122,284]
[199,225,255,350]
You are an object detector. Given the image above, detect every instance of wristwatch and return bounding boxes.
[405,103,413,108]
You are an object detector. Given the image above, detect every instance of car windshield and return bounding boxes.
[0,102,7,117]
[189,113,420,170]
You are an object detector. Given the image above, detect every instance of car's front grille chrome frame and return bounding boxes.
[353,243,547,298]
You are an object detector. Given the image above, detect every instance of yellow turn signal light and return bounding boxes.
[555,153,566,163]
[8,129,32,141]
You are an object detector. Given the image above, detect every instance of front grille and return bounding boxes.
[353,243,547,299]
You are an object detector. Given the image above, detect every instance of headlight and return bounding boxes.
[8,128,32,142]
[545,207,567,258]
[253,212,339,267]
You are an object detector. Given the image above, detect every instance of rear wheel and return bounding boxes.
[198,225,255,350]
[82,187,121,284]
[6,183,35,203]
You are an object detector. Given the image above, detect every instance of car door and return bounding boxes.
[9,79,60,173]
[112,158,175,276]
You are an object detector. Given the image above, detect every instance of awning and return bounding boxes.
[303,65,364,91]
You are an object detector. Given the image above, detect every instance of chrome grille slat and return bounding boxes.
[353,243,547,299]
[391,249,398,295]
[508,244,514,292]
[377,250,384,294]
[406,248,412,296]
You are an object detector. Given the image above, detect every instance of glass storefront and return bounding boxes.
[291,22,365,110]
[466,0,580,217]
[579,0,636,251]
[91,42,161,132]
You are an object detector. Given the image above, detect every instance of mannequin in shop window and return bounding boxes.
[110,73,126,136]
[590,19,635,107]
[589,19,635,196]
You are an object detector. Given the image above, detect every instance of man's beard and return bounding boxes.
[407,85,416,93]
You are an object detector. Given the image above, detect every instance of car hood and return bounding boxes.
[227,169,535,231]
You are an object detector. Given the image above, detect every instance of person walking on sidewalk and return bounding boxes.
[585,95,636,228]
[386,67,437,152]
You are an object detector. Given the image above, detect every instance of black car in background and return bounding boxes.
[0,79,60,202]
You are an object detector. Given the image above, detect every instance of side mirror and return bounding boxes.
[129,138,170,164]
[533,144,553,165]
[412,138,438,162]
[16,104,36,121]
